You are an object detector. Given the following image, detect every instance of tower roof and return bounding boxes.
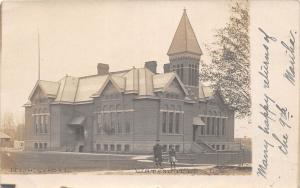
[167,9,202,56]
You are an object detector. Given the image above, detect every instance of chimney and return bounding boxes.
[97,63,109,75]
[144,61,157,74]
[163,63,170,73]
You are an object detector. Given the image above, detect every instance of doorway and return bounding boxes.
[193,125,198,142]
[79,145,84,152]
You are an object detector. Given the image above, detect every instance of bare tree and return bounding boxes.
[201,1,250,118]
[2,112,16,129]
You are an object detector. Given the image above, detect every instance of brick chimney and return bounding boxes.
[144,61,157,74]
[163,63,170,73]
[97,63,109,75]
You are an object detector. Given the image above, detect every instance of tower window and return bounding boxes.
[191,64,195,86]
[180,64,184,81]
[188,64,192,85]
[212,118,215,135]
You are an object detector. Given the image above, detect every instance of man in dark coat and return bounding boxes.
[153,141,163,169]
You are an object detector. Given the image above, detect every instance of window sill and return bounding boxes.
[160,133,183,136]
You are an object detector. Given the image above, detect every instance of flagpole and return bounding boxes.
[37,29,40,81]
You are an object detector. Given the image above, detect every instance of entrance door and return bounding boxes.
[79,145,84,152]
[193,125,197,142]
[75,126,84,141]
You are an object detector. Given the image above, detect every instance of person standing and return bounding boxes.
[153,141,163,169]
[169,146,176,169]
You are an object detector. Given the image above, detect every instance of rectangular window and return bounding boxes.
[206,118,210,135]
[104,113,110,134]
[111,113,116,134]
[200,125,205,135]
[175,113,180,134]
[222,145,225,150]
[44,123,48,134]
[216,118,220,136]
[216,145,220,150]
[36,116,40,134]
[212,118,215,135]
[34,143,38,149]
[104,144,108,151]
[125,122,130,134]
[45,115,49,125]
[169,112,173,133]
[124,144,130,152]
[97,114,102,133]
[38,143,43,149]
[41,115,44,124]
[39,124,43,134]
[180,64,184,80]
[117,113,122,134]
[40,116,44,133]
[44,143,47,149]
[117,144,121,151]
[192,67,194,86]
[97,144,101,152]
[222,119,225,135]
[110,144,115,151]
[162,112,167,133]
[188,64,192,85]
[35,124,38,135]
[125,112,130,134]
[175,145,180,152]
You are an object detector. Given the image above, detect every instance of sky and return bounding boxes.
[0,0,251,137]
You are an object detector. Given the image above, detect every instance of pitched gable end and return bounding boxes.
[164,74,188,96]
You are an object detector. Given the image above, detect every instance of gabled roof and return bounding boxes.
[167,9,202,56]
[92,75,125,97]
[26,66,223,105]
[55,76,79,102]
[27,67,194,104]
[153,72,188,95]
[75,75,108,102]
[28,80,60,100]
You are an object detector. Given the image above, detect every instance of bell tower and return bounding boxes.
[166,9,202,99]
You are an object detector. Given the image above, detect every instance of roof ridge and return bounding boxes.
[73,77,80,102]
